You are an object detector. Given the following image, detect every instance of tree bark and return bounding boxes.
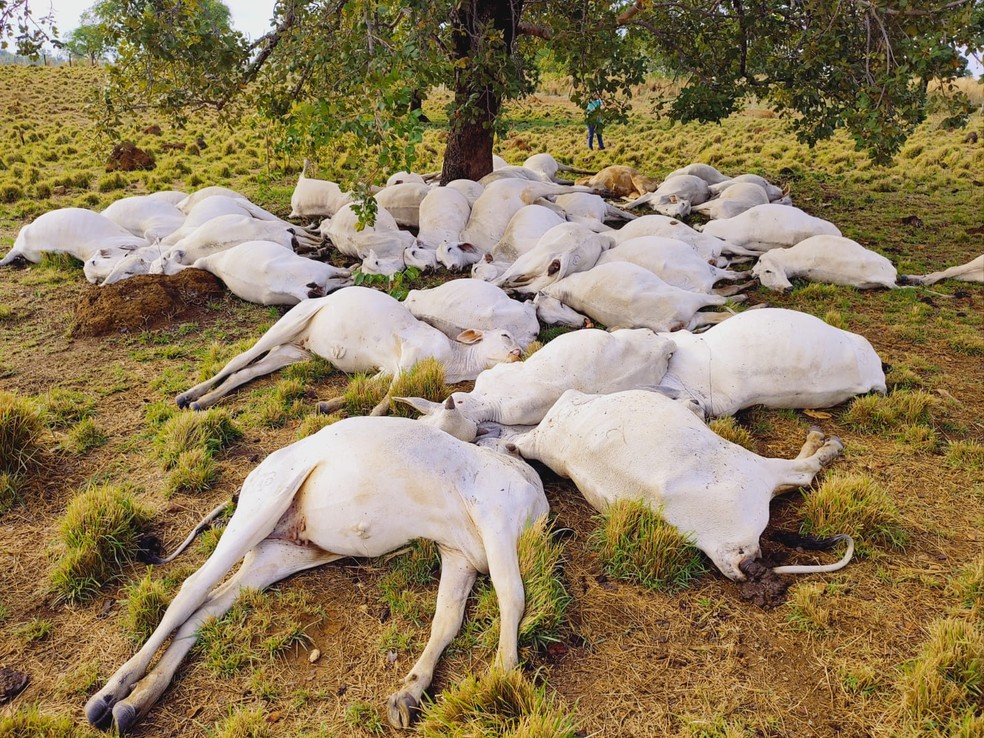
[440,0,522,184]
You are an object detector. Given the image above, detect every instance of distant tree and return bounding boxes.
[63,11,112,66]
[0,0,55,56]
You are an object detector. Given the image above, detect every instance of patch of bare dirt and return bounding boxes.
[70,270,226,337]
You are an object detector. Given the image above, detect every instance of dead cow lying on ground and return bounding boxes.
[84,416,549,733]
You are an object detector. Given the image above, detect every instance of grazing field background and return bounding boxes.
[0,64,981,737]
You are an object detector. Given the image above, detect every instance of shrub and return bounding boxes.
[417,668,579,737]
[50,484,151,603]
[592,500,706,591]
[154,409,241,468]
[0,390,45,473]
[800,473,908,552]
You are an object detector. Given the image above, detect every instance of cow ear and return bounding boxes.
[99,249,111,258]
[455,328,484,344]
[459,242,476,253]
[392,396,443,416]
[505,443,519,455]
[547,258,561,276]
[483,253,493,263]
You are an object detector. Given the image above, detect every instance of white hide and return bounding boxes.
[146,190,188,206]
[101,196,186,242]
[289,168,353,219]
[386,171,426,186]
[404,328,677,429]
[459,180,590,254]
[322,203,414,268]
[84,416,547,734]
[179,240,352,305]
[540,261,728,332]
[493,222,613,295]
[489,205,566,263]
[156,214,313,267]
[702,203,840,253]
[623,175,711,217]
[598,236,743,293]
[176,186,246,214]
[659,308,886,418]
[1,208,149,283]
[902,254,984,286]
[374,182,432,229]
[664,163,731,185]
[403,279,540,349]
[610,214,742,261]
[163,196,287,246]
[417,187,471,249]
[445,179,485,207]
[691,182,771,220]
[513,389,845,581]
[709,173,784,201]
[753,235,898,291]
[175,286,521,410]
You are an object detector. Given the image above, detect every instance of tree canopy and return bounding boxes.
[0,0,980,180]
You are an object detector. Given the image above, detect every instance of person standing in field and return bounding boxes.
[586,93,605,151]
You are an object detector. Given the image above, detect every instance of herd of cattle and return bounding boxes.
[2,153,981,733]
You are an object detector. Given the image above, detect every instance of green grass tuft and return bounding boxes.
[343,373,390,416]
[418,667,579,737]
[63,418,108,453]
[948,552,984,615]
[0,471,19,515]
[785,582,832,635]
[0,704,100,737]
[800,473,908,552]
[165,448,218,496]
[154,409,241,468]
[37,387,95,428]
[296,411,342,439]
[14,617,52,643]
[708,416,756,450]
[592,500,706,591]
[344,701,385,735]
[122,571,172,643]
[209,708,274,738]
[249,379,308,427]
[50,484,151,603]
[843,390,939,432]
[37,251,84,272]
[945,440,984,470]
[388,358,449,417]
[896,618,983,733]
[0,390,45,473]
[378,539,441,627]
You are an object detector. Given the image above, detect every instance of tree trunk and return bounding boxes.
[440,0,522,184]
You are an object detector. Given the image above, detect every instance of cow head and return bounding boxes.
[751,257,792,293]
[532,292,592,328]
[392,395,480,442]
[437,241,481,271]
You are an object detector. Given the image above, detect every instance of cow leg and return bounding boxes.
[110,540,337,734]
[86,467,311,730]
[690,310,734,330]
[712,280,756,296]
[483,533,526,672]
[186,344,312,410]
[386,549,477,729]
[771,428,844,496]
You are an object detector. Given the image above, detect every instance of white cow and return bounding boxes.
[512,389,850,581]
[623,175,712,217]
[163,196,286,246]
[539,261,730,332]
[523,153,590,183]
[403,279,541,350]
[901,254,984,286]
[445,178,485,207]
[399,328,676,430]
[146,190,188,206]
[374,182,432,229]
[609,214,749,261]
[658,308,886,418]
[459,179,590,254]
[416,187,472,250]
[176,286,521,413]
[554,192,634,226]
[598,236,747,294]
[708,173,785,201]
[664,163,731,185]
[488,205,566,264]
[753,235,898,291]
[101,196,186,242]
[289,165,354,219]
[322,203,413,275]
[176,186,246,214]
[386,170,426,186]
[493,222,613,295]
[702,204,840,253]
[1,208,149,283]
[691,182,771,221]
[84,416,549,733]
[163,240,351,305]
[157,213,321,267]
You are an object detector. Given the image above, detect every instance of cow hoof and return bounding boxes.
[112,701,138,734]
[386,691,420,729]
[84,693,116,730]
[190,401,204,412]
[175,394,190,409]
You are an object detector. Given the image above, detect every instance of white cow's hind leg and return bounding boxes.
[386,549,477,728]
[111,540,337,733]
[186,344,311,410]
[771,428,844,496]
[483,532,526,672]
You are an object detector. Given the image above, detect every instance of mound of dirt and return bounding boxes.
[70,270,226,337]
[106,140,155,172]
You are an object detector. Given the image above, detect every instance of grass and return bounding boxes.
[417,668,579,737]
[843,390,939,432]
[122,570,172,643]
[895,617,983,734]
[36,387,95,428]
[0,471,19,515]
[49,483,151,603]
[209,708,273,738]
[62,418,108,453]
[296,411,342,439]
[154,408,241,468]
[591,500,706,591]
[948,552,983,615]
[387,358,449,417]
[343,701,386,735]
[0,704,100,737]
[0,389,44,473]
[708,416,756,451]
[945,440,984,470]
[14,616,53,643]
[377,539,441,627]
[785,582,832,635]
[342,373,390,416]
[165,447,218,496]
[799,473,909,553]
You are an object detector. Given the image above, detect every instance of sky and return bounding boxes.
[41,0,275,41]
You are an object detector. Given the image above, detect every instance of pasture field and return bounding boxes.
[0,64,982,737]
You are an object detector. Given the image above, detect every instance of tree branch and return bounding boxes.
[517,21,551,39]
